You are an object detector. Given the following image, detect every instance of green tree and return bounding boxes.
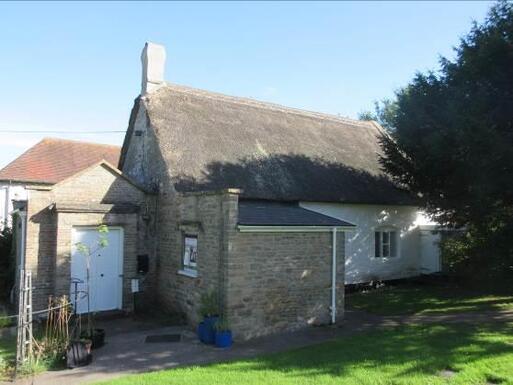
[74,224,109,337]
[378,1,513,275]
[358,99,398,132]
[0,225,14,301]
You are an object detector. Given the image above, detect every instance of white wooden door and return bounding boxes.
[71,227,123,314]
[419,229,441,273]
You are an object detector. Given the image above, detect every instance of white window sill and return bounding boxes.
[178,269,198,278]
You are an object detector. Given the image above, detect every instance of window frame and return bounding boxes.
[180,233,198,276]
[374,228,399,259]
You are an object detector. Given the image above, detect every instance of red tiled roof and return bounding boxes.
[0,138,121,184]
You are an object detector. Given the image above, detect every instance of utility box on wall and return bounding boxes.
[137,254,149,275]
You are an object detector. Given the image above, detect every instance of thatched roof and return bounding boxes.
[123,84,414,205]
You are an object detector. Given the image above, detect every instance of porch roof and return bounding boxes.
[237,200,355,227]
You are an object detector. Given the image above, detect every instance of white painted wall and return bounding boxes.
[300,202,441,284]
[0,184,28,229]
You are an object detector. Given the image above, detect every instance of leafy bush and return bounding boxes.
[0,356,6,375]
[0,355,14,381]
[0,226,14,300]
[440,229,513,290]
[16,357,53,377]
[214,317,230,332]
[440,232,472,274]
[198,290,219,318]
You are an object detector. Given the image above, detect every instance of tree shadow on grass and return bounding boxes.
[226,323,513,383]
[346,284,513,316]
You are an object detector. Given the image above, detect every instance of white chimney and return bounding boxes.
[141,42,166,95]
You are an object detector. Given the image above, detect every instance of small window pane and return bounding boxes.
[390,231,397,257]
[374,232,381,258]
[383,244,390,258]
[382,231,389,244]
[183,235,198,270]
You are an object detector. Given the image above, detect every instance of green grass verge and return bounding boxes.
[95,323,513,385]
[0,336,16,380]
[346,284,513,316]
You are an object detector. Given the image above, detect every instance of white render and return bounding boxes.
[0,184,28,229]
[300,202,441,284]
[141,42,166,95]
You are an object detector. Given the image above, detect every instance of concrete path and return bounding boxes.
[6,309,513,385]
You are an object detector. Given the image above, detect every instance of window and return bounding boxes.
[374,229,398,258]
[182,235,198,271]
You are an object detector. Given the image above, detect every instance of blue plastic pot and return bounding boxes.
[203,315,219,344]
[215,330,233,348]
[197,322,206,342]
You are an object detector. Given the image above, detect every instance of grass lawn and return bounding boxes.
[0,336,16,380]
[96,322,513,385]
[346,283,513,316]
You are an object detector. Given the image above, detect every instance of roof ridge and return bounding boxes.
[40,137,121,148]
[151,83,376,129]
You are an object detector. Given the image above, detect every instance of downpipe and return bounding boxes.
[331,227,337,324]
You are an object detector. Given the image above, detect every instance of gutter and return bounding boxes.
[237,225,354,233]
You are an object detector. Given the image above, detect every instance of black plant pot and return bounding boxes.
[80,328,105,349]
[67,341,92,368]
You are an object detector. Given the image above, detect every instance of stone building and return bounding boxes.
[6,42,442,340]
[117,43,441,338]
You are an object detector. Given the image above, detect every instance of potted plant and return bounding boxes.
[214,317,232,348]
[66,340,92,368]
[198,290,219,344]
[75,225,109,349]
[80,338,93,354]
[79,316,105,350]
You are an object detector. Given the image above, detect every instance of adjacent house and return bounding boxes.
[11,43,441,340]
[0,139,153,311]
[0,138,121,229]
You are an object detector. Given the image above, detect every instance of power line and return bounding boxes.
[0,130,126,133]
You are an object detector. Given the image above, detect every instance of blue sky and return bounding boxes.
[0,1,492,168]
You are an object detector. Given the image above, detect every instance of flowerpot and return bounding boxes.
[66,341,92,369]
[215,330,232,348]
[197,321,206,342]
[203,315,219,345]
